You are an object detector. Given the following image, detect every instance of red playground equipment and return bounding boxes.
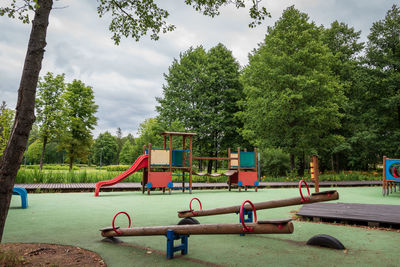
[95,132,196,196]
[94,131,260,196]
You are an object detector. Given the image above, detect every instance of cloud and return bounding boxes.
[0,0,398,138]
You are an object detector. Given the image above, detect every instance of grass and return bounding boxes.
[16,164,381,184]
[0,249,26,266]
[4,187,400,266]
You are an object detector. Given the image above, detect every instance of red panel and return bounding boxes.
[229,172,238,184]
[148,172,172,188]
[239,172,258,186]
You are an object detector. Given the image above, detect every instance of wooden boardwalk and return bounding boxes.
[297,202,400,228]
[15,180,382,192]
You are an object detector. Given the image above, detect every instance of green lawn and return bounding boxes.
[4,187,400,266]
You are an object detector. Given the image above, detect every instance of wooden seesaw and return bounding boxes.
[177,180,338,224]
[100,200,294,259]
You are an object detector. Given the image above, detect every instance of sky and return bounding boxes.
[0,0,397,138]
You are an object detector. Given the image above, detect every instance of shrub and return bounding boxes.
[260,148,290,177]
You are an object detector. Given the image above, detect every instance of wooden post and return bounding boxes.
[227,148,232,191]
[147,143,152,195]
[383,156,387,196]
[182,136,186,167]
[227,148,231,169]
[101,221,294,238]
[311,155,319,193]
[189,136,193,194]
[237,147,241,192]
[178,190,338,218]
[142,145,147,194]
[254,147,258,192]
[169,135,172,171]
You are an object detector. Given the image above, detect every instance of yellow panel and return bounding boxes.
[230,152,238,167]
[151,150,170,165]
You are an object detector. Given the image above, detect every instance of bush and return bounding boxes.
[260,148,290,177]
[106,165,131,172]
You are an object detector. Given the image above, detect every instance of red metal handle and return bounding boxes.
[112,211,131,235]
[240,200,257,232]
[189,198,202,216]
[299,180,310,203]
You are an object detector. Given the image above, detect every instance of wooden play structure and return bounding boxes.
[95,131,260,195]
[142,132,195,194]
[310,155,320,193]
[382,156,400,196]
[100,199,293,259]
[192,147,259,192]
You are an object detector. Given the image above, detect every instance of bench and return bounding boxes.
[12,187,28,209]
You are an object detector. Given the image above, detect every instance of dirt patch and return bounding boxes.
[0,243,106,266]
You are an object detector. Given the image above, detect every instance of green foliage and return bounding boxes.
[36,72,65,139]
[59,80,98,170]
[36,72,66,168]
[119,141,136,164]
[259,148,290,177]
[157,44,246,158]
[96,0,269,44]
[240,6,346,170]
[15,167,143,183]
[92,131,119,166]
[132,118,185,158]
[25,139,42,165]
[105,165,131,171]
[0,0,38,24]
[0,101,14,159]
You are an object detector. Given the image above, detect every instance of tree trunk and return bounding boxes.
[69,157,74,171]
[290,153,295,171]
[0,0,53,242]
[214,150,218,173]
[297,152,305,176]
[207,160,213,174]
[39,135,48,170]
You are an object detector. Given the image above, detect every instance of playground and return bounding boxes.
[3,186,400,266]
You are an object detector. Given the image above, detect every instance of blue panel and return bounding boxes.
[386,160,400,182]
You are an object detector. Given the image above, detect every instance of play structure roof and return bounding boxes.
[160,132,197,137]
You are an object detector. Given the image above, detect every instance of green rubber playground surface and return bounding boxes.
[4,187,400,266]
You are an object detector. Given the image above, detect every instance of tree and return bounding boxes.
[115,127,123,165]
[363,4,400,160]
[92,132,118,166]
[35,72,65,170]
[240,6,346,175]
[0,102,15,161]
[59,80,98,170]
[157,44,245,172]
[0,0,269,243]
[0,102,14,155]
[25,139,42,165]
[132,118,185,159]
[119,140,136,164]
[320,21,364,171]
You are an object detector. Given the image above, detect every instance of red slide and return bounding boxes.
[94,154,148,197]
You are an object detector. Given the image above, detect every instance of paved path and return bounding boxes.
[15,180,382,192]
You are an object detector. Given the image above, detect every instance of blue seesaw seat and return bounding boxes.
[12,187,28,209]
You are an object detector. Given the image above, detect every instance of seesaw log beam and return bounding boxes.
[101,221,294,238]
[178,190,338,218]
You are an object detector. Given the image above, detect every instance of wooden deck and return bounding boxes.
[297,202,400,228]
[14,180,382,192]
